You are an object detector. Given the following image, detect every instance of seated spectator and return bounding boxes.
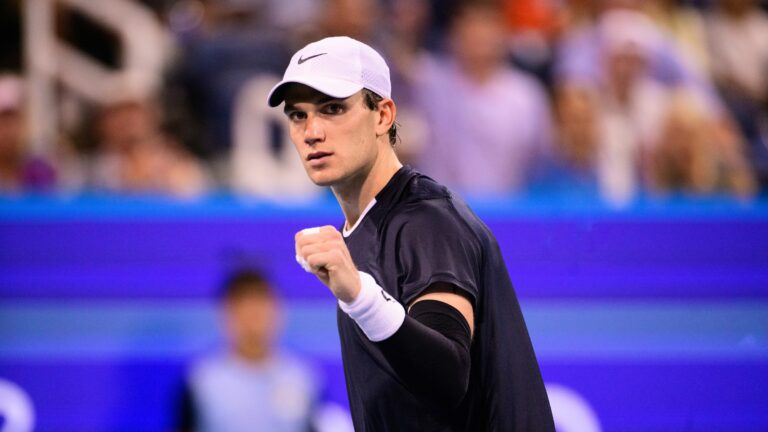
[641,0,711,77]
[380,0,433,165]
[415,2,554,196]
[501,0,560,84]
[551,10,699,205]
[554,3,722,115]
[557,0,600,36]
[532,84,601,196]
[90,95,211,197]
[705,0,768,185]
[178,269,321,432]
[169,0,292,155]
[649,90,757,197]
[0,74,55,193]
[318,0,381,43]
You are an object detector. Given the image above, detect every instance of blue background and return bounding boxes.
[1,194,767,431]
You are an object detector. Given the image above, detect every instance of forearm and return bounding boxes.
[376,300,471,411]
[338,271,472,410]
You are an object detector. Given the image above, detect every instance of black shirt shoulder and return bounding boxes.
[375,169,485,307]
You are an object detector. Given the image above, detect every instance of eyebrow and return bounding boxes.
[283,95,349,113]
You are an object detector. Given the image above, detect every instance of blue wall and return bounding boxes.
[1,194,767,431]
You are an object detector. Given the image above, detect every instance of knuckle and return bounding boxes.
[322,225,340,237]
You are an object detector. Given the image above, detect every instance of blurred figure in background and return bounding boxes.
[318,0,381,43]
[533,84,601,196]
[641,0,711,77]
[0,74,55,193]
[706,0,768,185]
[380,0,434,165]
[167,0,292,159]
[90,95,210,197]
[557,0,600,35]
[552,9,729,205]
[501,0,560,84]
[554,1,723,114]
[416,1,554,196]
[590,9,669,204]
[648,90,756,197]
[178,269,321,432]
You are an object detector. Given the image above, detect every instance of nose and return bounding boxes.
[303,113,324,146]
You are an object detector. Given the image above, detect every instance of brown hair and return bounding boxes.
[220,269,274,301]
[362,88,399,146]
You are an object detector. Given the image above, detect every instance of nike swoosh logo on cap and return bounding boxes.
[297,53,327,64]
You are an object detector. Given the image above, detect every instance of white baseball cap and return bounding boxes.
[267,36,391,107]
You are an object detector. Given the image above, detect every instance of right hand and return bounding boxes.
[295,225,361,303]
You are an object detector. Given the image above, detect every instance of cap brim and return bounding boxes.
[267,77,364,107]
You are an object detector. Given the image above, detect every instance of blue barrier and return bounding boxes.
[1,194,767,431]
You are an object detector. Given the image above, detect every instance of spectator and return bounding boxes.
[533,84,601,196]
[415,2,554,195]
[178,269,321,432]
[554,2,722,115]
[501,0,560,84]
[642,0,711,77]
[557,0,600,35]
[90,95,210,197]
[0,74,55,193]
[706,0,768,184]
[649,90,757,197]
[169,0,292,156]
[553,10,698,205]
[318,0,381,43]
[380,0,434,165]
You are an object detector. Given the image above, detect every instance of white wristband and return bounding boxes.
[339,271,406,342]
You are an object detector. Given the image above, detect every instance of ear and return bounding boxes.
[375,98,396,138]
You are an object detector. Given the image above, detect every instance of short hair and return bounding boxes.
[448,0,502,32]
[220,269,274,301]
[362,88,399,146]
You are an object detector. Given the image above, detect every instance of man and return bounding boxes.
[268,36,554,431]
[178,269,319,432]
[415,3,555,195]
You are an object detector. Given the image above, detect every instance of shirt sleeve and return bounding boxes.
[396,200,481,306]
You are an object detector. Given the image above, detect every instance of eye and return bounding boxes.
[322,103,345,115]
[286,111,307,121]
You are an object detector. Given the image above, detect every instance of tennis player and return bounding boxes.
[268,36,554,431]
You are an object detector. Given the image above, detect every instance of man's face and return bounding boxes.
[225,293,280,359]
[450,8,506,74]
[282,84,380,187]
[98,102,158,152]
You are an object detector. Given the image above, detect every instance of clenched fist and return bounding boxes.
[295,226,361,303]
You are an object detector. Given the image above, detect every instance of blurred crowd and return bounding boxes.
[1,0,767,204]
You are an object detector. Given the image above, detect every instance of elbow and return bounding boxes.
[427,351,471,411]
[448,359,471,409]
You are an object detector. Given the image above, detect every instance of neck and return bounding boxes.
[462,63,496,84]
[235,344,270,363]
[333,146,402,229]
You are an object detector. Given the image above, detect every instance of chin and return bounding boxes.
[306,167,342,187]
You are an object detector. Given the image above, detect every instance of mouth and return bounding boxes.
[307,151,332,163]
